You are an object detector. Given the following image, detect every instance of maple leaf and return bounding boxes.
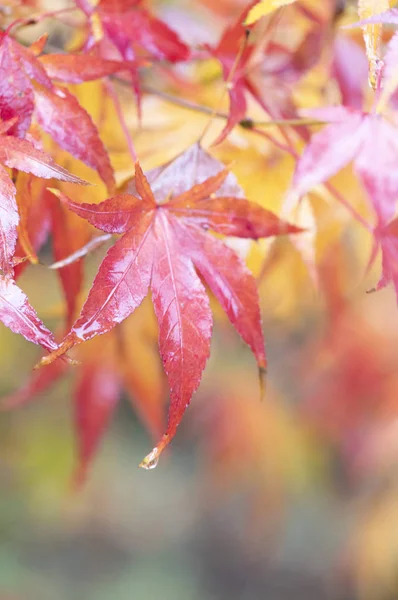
[74,0,189,116]
[0,115,86,351]
[77,0,190,63]
[0,31,116,192]
[290,106,398,223]
[0,117,86,274]
[37,144,301,468]
[0,276,58,352]
[0,35,34,137]
[207,3,319,144]
[33,83,116,194]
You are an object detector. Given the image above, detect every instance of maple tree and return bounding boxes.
[2,0,398,497]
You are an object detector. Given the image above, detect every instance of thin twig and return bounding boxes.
[105,79,137,161]
[140,84,325,128]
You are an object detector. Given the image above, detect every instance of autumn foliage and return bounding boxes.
[2,0,398,508]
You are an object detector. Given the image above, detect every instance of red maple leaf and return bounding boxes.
[206,2,321,144]
[0,30,120,192]
[0,114,87,353]
[77,0,190,62]
[0,275,58,352]
[37,144,302,468]
[0,117,85,274]
[74,0,189,115]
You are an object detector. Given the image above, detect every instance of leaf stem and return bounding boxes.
[3,7,78,36]
[105,79,138,162]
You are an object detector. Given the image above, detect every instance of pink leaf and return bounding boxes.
[0,276,57,351]
[40,54,128,83]
[0,165,18,272]
[34,85,116,193]
[174,220,266,370]
[150,212,212,444]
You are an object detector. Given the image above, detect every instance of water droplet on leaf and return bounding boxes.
[139,447,159,470]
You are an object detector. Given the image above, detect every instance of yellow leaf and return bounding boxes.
[244,0,296,26]
[358,0,391,89]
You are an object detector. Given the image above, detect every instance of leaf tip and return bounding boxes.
[13,255,33,267]
[139,447,159,470]
[139,434,171,470]
[71,463,88,491]
[47,187,62,199]
[259,364,267,401]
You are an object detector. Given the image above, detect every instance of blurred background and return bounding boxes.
[2,0,398,599]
